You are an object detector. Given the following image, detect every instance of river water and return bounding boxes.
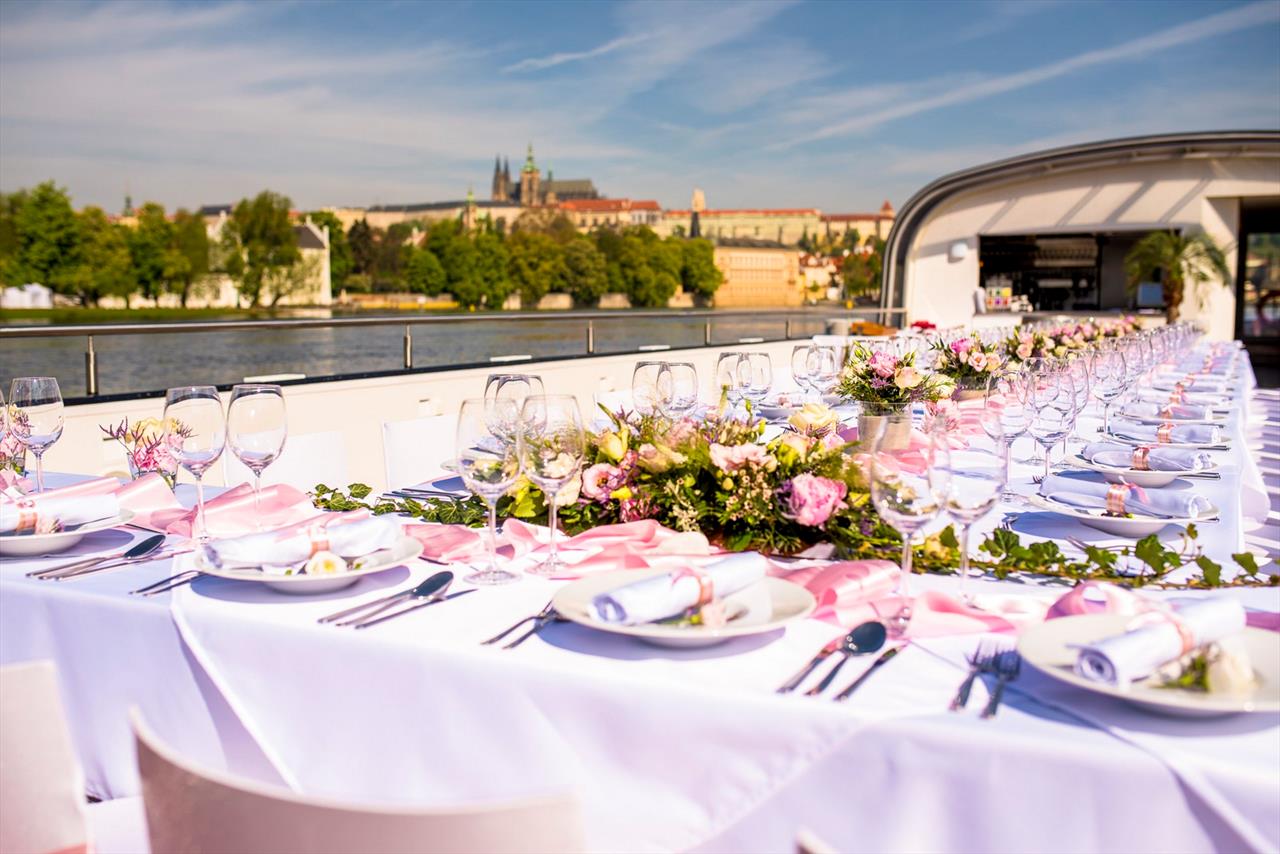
[1,313,834,399]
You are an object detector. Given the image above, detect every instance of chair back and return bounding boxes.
[133,711,584,853]
[223,431,348,491]
[0,661,89,854]
[381,416,454,490]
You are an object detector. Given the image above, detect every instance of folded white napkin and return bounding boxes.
[200,515,402,570]
[1039,472,1213,518]
[1152,375,1228,393]
[1119,402,1210,421]
[0,494,120,535]
[1080,442,1211,472]
[1135,388,1225,408]
[1074,598,1246,688]
[1109,420,1221,445]
[590,552,768,625]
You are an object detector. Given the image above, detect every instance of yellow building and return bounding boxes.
[711,239,803,307]
[821,201,896,242]
[660,208,821,245]
[558,198,661,231]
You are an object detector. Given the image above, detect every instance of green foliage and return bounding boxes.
[680,238,722,299]
[617,228,680,307]
[304,210,353,287]
[167,209,210,307]
[1124,230,1230,322]
[473,232,512,307]
[347,218,377,280]
[563,237,608,305]
[128,203,172,301]
[506,231,566,305]
[222,191,300,307]
[404,247,446,295]
[61,207,133,306]
[7,181,81,293]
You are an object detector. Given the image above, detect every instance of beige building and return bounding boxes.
[711,238,803,307]
[821,201,896,242]
[557,198,661,230]
[660,208,821,245]
[326,200,523,233]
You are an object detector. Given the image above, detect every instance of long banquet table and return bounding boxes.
[2,358,1278,853]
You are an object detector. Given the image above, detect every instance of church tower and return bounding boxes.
[490,156,504,201]
[519,143,540,206]
[502,158,511,201]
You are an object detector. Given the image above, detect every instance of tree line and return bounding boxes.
[0,181,724,310]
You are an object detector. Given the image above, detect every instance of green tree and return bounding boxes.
[305,210,353,287]
[165,209,210,307]
[221,191,300,307]
[680,237,722,299]
[9,181,80,293]
[473,231,512,307]
[506,231,566,306]
[62,207,134,306]
[348,218,377,278]
[593,227,627,294]
[0,190,30,282]
[563,238,608,305]
[512,208,579,244]
[440,233,483,308]
[618,231,678,308]
[1124,230,1231,322]
[405,247,446,295]
[128,202,173,301]
[374,222,415,291]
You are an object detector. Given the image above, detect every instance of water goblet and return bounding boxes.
[659,362,699,418]
[1091,342,1127,436]
[807,345,841,399]
[163,386,226,542]
[981,372,1029,501]
[1027,367,1074,483]
[457,398,522,585]
[740,351,773,415]
[715,352,747,416]
[227,384,287,523]
[517,394,585,578]
[934,438,1005,603]
[8,377,65,493]
[631,361,667,416]
[867,413,949,638]
[791,345,816,401]
[484,373,544,442]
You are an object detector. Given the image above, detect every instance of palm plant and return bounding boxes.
[1124,230,1230,322]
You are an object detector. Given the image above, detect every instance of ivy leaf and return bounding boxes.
[1195,556,1222,587]
[1084,546,1116,569]
[939,525,959,550]
[1134,535,1174,576]
[1232,552,1260,577]
[348,483,372,499]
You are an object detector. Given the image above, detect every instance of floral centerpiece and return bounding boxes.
[100,418,191,489]
[929,336,1004,397]
[1,407,27,476]
[835,343,953,448]
[1004,317,1141,367]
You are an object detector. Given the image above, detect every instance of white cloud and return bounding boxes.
[503,34,652,73]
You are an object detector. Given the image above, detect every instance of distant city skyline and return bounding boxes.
[1,0,1277,213]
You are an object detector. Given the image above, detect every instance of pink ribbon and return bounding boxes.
[0,473,183,530]
[143,483,317,538]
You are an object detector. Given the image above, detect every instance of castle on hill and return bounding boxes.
[490,144,600,206]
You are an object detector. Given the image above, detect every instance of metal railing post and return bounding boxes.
[785,318,793,339]
[403,325,413,370]
[85,335,98,397]
[704,320,712,346]
[586,320,595,354]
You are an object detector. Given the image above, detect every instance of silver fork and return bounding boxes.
[949,641,998,711]
[481,601,555,646]
[981,650,1022,719]
[130,570,200,596]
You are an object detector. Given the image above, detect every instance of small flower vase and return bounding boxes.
[127,457,178,491]
[857,404,912,450]
[952,380,985,402]
[0,447,27,478]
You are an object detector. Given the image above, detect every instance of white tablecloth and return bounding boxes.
[3,356,1277,853]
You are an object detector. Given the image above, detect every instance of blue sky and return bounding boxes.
[1,0,1277,214]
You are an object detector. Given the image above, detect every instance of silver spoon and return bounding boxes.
[321,570,452,625]
[804,621,887,697]
[29,534,165,580]
[339,571,453,628]
[349,573,470,629]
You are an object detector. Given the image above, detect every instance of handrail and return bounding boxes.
[0,307,904,338]
[2,306,907,398]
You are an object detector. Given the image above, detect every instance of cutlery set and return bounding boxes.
[776,621,898,702]
[481,600,561,649]
[317,571,474,629]
[947,643,1022,718]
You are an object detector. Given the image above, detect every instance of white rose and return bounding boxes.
[304,550,346,575]
[894,366,923,390]
[788,402,839,434]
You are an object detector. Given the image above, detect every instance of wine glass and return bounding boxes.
[981,372,1029,501]
[1063,354,1091,450]
[740,352,773,415]
[1027,367,1074,484]
[1017,357,1054,465]
[457,398,522,585]
[517,395,585,578]
[8,377,64,493]
[867,413,949,638]
[934,437,1005,603]
[715,353,747,416]
[227,384,287,522]
[484,374,544,442]
[163,386,226,542]
[631,361,667,416]
[791,345,815,401]
[807,345,841,400]
[1091,341,1127,435]
[660,362,699,418]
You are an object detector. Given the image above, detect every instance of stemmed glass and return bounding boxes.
[1027,366,1074,483]
[935,436,1005,603]
[517,394,585,578]
[807,345,841,400]
[660,362,699,418]
[631,361,667,416]
[227,384,287,522]
[1062,354,1091,452]
[739,352,773,414]
[1091,342,1127,436]
[456,398,522,585]
[790,345,815,400]
[981,372,1029,501]
[8,377,64,493]
[163,386,226,542]
[715,353,747,415]
[867,414,949,638]
[484,373,544,442]
[1016,358,1053,465]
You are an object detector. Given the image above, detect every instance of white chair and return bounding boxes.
[0,661,148,854]
[131,710,584,854]
[381,416,454,490]
[223,430,348,491]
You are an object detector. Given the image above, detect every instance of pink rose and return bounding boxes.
[1016,343,1033,360]
[784,473,848,527]
[709,442,771,471]
[968,351,989,372]
[950,337,973,355]
[867,350,897,379]
[582,463,621,501]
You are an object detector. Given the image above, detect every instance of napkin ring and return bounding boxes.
[1104,484,1130,516]
[1128,610,1197,657]
[1167,390,1185,405]
[1156,423,1175,444]
[1131,447,1151,471]
[670,568,714,607]
[13,508,39,534]
[304,524,331,557]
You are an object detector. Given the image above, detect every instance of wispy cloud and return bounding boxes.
[945,0,1064,46]
[503,33,651,73]
[774,0,1280,149]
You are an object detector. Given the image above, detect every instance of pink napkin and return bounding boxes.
[0,473,183,526]
[144,483,317,538]
[1046,581,1279,632]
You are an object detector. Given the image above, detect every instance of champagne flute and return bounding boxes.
[227,384,287,522]
[867,413,948,638]
[517,394,585,578]
[660,362,699,418]
[935,438,1005,603]
[8,377,64,493]
[163,386,225,542]
[457,398,521,585]
[1063,354,1091,451]
[631,361,667,416]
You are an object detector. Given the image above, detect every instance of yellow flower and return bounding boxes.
[610,486,633,501]
[788,402,838,435]
[598,430,627,462]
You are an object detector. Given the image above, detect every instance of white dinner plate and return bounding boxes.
[1069,454,1217,488]
[1104,432,1229,451]
[0,510,136,557]
[1019,614,1280,717]
[1027,494,1218,538]
[193,535,424,595]
[552,569,816,648]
